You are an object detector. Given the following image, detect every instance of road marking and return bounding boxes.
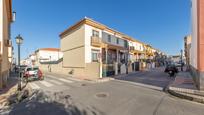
[48,79,63,85]
[46,75,56,78]
[114,79,163,91]
[59,78,73,83]
[39,81,54,87]
[29,82,40,89]
[46,74,81,82]
[66,77,82,82]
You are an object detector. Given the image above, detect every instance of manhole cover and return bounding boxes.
[95,92,108,98]
[81,84,86,86]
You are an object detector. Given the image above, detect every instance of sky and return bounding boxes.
[11,0,192,59]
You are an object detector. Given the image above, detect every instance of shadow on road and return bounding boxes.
[2,90,102,115]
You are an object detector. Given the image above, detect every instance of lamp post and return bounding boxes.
[15,34,23,91]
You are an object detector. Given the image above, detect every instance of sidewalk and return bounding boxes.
[168,71,204,103]
[0,73,18,108]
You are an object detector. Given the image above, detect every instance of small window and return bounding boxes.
[92,30,99,37]
[116,38,119,44]
[91,50,99,62]
[108,35,111,42]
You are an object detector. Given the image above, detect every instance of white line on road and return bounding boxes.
[39,81,54,87]
[114,79,163,91]
[48,79,63,85]
[59,78,73,83]
[29,82,40,89]
[46,74,81,82]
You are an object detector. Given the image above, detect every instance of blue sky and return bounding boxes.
[11,0,191,59]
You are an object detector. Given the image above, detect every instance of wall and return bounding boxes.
[190,0,198,69]
[129,41,144,52]
[198,0,204,90]
[61,25,85,67]
[0,0,3,88]
[38,60,100,80]
[0,0,10,88]
[84,24,102,63]
[38,50,63,62]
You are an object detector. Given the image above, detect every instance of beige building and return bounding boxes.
[0,0,13,88]
[184,35,192,66]
[60,17,164,79]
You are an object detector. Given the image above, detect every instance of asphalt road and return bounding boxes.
[2,71,204,115]
[116,67,175,89]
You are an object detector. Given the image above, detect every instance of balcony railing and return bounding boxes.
[91,36,102,47]
[129,46,135,51]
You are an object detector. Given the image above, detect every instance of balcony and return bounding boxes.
[91,36,102,47]
[129,46,135,52]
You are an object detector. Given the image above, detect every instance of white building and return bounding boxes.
[35,48,63,63]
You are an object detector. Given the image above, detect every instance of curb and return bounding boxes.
[167,88,204,104]
[89,78,115,83]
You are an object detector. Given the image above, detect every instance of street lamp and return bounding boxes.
[15,34,23,91]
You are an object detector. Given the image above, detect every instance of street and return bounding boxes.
[1,69,204,115]
[116,67,174,89]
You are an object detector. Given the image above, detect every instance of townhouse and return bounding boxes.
[190,0,204,90]
[60,17,164,79]
[0,0,13,88]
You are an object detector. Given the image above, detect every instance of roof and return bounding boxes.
[36,48,60,52]
[59,17,144,44]
[59,17,167,54]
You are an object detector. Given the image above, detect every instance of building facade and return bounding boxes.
[191,0,204,90]
[184,35,192,66]
[0,0,13,88]
[34,48,63,63]
[60,17,164,79]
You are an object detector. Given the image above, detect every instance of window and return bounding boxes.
[124,40,128,48]
[92,30,99,37]
[91,50,100,62]
[108,35,111,42]
[116,38,119,44]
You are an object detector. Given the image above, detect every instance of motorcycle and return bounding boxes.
[164,64,178,77]
[168,70,175,77]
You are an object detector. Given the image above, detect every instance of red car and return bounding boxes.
[24,66,44,81]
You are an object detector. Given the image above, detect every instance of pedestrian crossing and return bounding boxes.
[29,82,40,89]
[48,79,63,85]
[28,74,78,90]
[59,78,73,83]
[39,81,53,87]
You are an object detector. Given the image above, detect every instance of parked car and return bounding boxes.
[15,65,27,74]
[20,65,27,73]
[23,66,44,81]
